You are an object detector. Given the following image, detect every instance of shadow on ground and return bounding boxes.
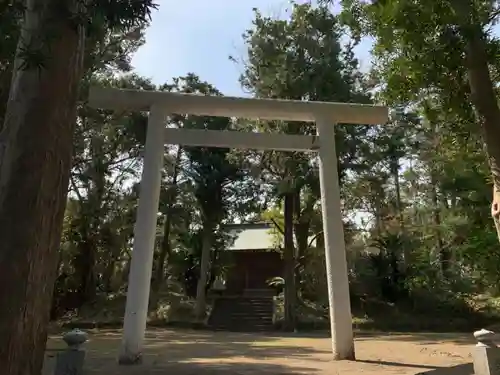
[80,329,331,360]
[44,356,319,374]
[199,329,476,346]
[45,329,326,374]
[44,328,475,375]
[416,363,474,375]
[353,331,475,345]
[354,360,473,375]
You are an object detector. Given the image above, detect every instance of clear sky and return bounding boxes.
[131,0,373,97]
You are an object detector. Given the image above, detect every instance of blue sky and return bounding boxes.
[131,0,373,96]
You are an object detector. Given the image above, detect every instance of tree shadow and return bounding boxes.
[44,328,327,375]
[416,363,473,375]
[159,361,320,374]
[44,356,319,375]
[354,360,473,375]
[230,329,475,347]
[45,328,476,375]
[355,359,441,370]
[353,331,475,346]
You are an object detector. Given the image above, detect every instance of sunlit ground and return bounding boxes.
[43,329,475,374]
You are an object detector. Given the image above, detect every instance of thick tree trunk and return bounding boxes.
[0,1,85,374]
[283,192,297,331]
[461,24,500,244]
[194,224,214,320]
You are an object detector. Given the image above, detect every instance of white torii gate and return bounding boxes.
[88,87,388,364]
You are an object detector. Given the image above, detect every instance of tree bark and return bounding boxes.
[390,157,410,271]
[0,67,12,129]
[194,223,214,320]
[154,146,182,291]
[75,237,97,304]
[74,158,105,305]
[0,1,85,374]
[429,171,448,275]
[102,256,117,293]
[283,192,297,331]
[293,191,310,299]
[460,23,500,244]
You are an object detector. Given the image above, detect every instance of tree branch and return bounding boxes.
[270,217,285,236]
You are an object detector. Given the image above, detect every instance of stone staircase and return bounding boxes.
[208,293,274,332]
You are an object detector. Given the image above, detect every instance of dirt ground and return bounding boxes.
[43,329,476,374]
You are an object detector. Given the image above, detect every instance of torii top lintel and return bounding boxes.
[89,87,389,125]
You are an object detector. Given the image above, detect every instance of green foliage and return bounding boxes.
[3,0,500,332]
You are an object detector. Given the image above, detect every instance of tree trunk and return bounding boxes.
[283,192,297,331]
[74,155,105,305]
[102,257,117,293]
[154,207,173,290]
[0,1,85,374]
[75,237,97,304]
[153,147,182,291]
[194,224,214,320]
[206,247,220,295]
[293,191,310,299]
[0,66,12,129]
[390,157,410,270]
[460,22,500,244]
[392,161,404,227]
[50,251,64,320]
[429,172,448,275]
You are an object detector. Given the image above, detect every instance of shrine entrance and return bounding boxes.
[88,86,388,364]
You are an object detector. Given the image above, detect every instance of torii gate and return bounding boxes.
[88,87,388,364]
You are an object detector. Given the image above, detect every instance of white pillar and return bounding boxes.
[119,105,166,365]
[316,116,355,360]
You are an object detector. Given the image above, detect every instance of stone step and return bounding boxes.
[216,300,273,306]
[212,327,273,332]
[229,312,272,317]
[214,315,273,321]
[214,322,273,328]
[212,322,274,328]
[208,296,275,332]
[222,306,272,311]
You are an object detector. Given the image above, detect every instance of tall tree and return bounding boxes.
[337,0,500,243]
[164,74,248,320]
[0,1,155,374]
[239,3,372,330]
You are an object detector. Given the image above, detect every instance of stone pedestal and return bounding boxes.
[55,350,86,375]
[54,329,88,375]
